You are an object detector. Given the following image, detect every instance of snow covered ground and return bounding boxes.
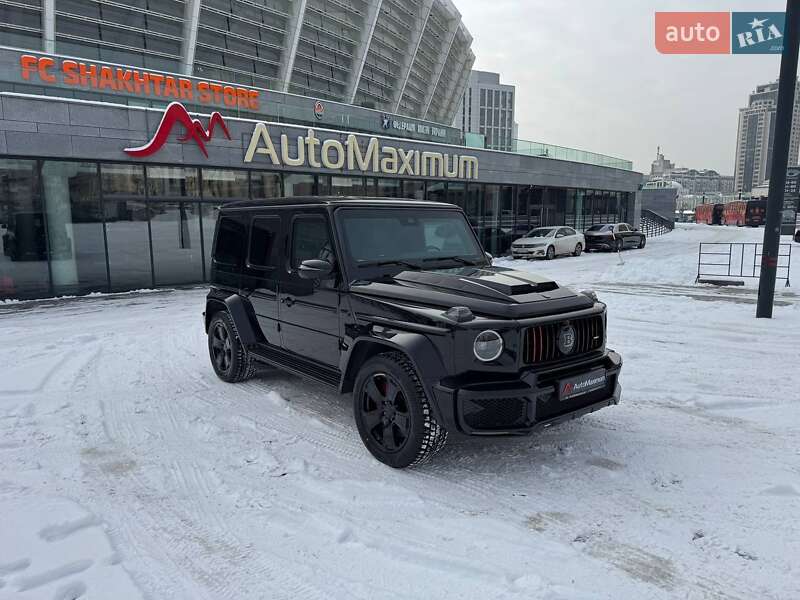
[1,224,799,600]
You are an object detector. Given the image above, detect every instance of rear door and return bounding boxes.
[240,213,283,344]
[278,211,341,367]
[555,228,571,254]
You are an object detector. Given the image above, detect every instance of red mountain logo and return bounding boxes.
[124,102,231,158]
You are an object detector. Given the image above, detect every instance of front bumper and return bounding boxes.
[432,351,622,436]
[511,246,547,258]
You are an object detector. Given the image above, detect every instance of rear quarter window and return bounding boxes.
[214,216,246,266]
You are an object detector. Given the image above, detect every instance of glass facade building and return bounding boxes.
[0,157,631,300]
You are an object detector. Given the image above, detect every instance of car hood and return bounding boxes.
[350,265,594,319]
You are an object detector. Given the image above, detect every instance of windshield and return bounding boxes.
[525,228,555,238]
[335,208,486,274]
[587,224,613,232]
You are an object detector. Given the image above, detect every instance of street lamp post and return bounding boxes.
[757,0,800,318]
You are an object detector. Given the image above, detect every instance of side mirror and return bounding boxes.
[298,259,333,280]
[484,251,493,263]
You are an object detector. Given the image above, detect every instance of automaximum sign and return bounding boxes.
[244,122,479,180]
[655,11,785,54]
[124,102,479,180]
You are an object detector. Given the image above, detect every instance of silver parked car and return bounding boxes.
[510,226,585,260]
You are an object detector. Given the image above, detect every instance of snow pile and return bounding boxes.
[0,225,798,599]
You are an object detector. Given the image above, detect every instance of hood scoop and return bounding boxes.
[393,267,559,300]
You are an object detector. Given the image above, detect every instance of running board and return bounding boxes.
[249,344,341,388]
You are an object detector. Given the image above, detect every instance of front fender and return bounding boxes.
[340,331,452,427]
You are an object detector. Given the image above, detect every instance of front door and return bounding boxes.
[278,212,341,367]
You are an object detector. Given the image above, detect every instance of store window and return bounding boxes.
[331,176,365,197]
[150,201,203,285]
[251,172,282,199]
[515,186,531,237]
[0,159,50,299]
[376,178,401,198]
[402,180,425,200]
[284,173,315,196]
[446,182,465,209]
[202,169,249,200]
[101,163,152,291]
[482,184,501,254]
[147,166,199,198]
[426,181,446,203]
[41,161,107,296]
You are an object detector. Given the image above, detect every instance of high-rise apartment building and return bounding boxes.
[454,70,516,151]
[734,81,800,193]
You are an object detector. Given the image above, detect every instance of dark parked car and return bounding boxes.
[204,198,622,468]
[584,223,646,252]
[795,229,800,243]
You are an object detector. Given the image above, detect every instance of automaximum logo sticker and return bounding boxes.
[732,12,785,54]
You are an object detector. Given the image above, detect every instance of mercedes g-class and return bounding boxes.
[205,198,622,468]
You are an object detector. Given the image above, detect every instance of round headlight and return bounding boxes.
[473,330,503,362]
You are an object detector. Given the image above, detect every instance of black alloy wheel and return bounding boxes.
[546,246,555,260]
[573,243,583,257]
[354,353,447,468]
[639,236,646,249]
[359,372,412,454]
[208,312,255,383]
[211,320,233,373]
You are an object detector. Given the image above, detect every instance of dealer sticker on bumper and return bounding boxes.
[559,369,607,401]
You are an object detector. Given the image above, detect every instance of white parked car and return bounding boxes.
[510,226,585,260]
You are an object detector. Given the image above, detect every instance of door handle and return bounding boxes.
[282,296,295,307]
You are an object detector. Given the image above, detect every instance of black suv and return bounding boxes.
[205,198,622,468]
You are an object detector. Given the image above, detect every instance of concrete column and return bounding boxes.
[392,0,433,113]
[278,0,308,93]
[180,0,202,75]
[42,0,55,53]
[439,51,473,124]
[421,19,459,119]
[345,0,383,104]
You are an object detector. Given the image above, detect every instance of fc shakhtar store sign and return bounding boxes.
[126,102,480,180]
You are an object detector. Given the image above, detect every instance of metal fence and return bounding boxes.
[696,243,792,286]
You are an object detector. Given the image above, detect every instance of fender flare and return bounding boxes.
[340,332,450,426]
[205,294,262,346]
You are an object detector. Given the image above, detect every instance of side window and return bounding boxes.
[247,216,280,268]
[617,224,629,232]
[291,215,333,269]
[556,228,568,238]
[565,228,577,236]
[214,216,246,266]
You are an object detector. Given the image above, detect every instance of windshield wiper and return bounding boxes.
[422,255,480,266]
[357,259,422,270]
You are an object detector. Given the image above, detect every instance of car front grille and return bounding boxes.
[522,314,604,364]
[462,397,528,430]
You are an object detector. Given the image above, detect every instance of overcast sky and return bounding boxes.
[455,0,785,174]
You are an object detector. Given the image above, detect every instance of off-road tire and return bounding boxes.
[573,243,583,257]
[545,246,555,260]
[208,311,256,383]
[353,352,447,468]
